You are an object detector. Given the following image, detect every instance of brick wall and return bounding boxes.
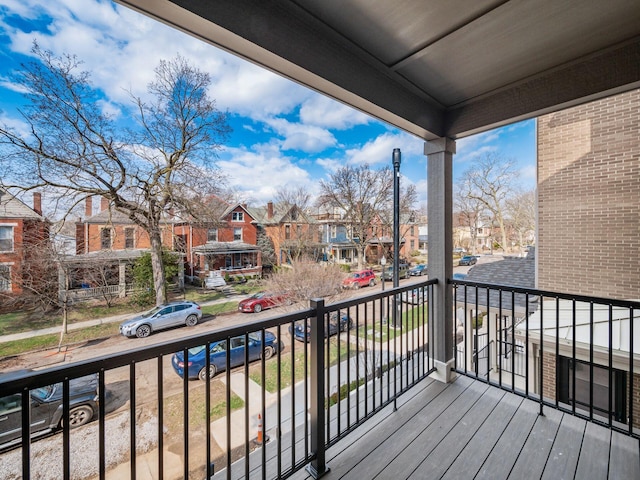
[541,350,557,402]
[537,89,640,299]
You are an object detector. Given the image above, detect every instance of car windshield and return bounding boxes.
[252,292,265,299]
[31,385,56,400]
[141,306,163,318]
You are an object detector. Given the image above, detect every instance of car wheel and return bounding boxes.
[199,365,217,381]
[253,304,263,313]
[262,346,275,359]
[135,324,151,338]
[65,405,94,428]
[354,283,360,289]
[369,279,375,287]
[185,314,198,327]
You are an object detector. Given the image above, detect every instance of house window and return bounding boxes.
[175,234,187,253]
[557,356,627,423]
[0,226,13,252]
[330,225,337,239]
[0,264,10,291]
[233,228,242,241]
[100,228,112,249]
[410,239,415,250]
[207,228,218,242]
[232,212,244,222]
[410,226,415,236]
[296,225,302,238]
[125,228,134,249]
[285,225,291,240]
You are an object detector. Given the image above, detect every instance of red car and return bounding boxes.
[342,269,377,289]
[238,291,290,313]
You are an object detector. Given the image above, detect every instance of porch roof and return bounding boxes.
[192,241,260,255]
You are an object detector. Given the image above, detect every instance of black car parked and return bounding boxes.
[0,371,99,450]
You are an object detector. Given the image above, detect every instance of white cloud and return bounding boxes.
[264,117,336,153]
[300,95,370,129]
[344,131,423,166]
[217,145,318,204]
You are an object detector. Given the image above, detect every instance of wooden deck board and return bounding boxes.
[440,391,523,479]
[608,429,640,479]
[405,385,506,479]
[215,375,639,480]
[540,413,586,480]
[368,379,490,480]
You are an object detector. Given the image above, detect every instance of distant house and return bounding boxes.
[252,201,321,265]
[0,189,49,300]
[187,203,262,278]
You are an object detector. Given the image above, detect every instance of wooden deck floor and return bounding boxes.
[290,374,640,480]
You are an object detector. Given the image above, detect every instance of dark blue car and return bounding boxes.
[289,312,353,342]
[171,331,279,381]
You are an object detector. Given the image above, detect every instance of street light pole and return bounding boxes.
[380,256,386,323]
[392,148,401,328]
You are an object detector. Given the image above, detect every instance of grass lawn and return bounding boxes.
[248,338,354,393]
[358,303,428,342]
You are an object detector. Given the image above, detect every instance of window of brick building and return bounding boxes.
[0,226,13,252]
[285,224,291,240]
[232,212,244,222]
[125,228,134,249]
[208,228,218,242]
[101,228,112,249]
[233,228,242,241]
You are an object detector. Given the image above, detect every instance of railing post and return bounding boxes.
[307,298,329,478]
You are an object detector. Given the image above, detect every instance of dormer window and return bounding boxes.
[232,212,244,222]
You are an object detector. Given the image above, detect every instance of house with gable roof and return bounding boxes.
[0,189,49,300]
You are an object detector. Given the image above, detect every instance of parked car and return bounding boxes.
[171,332,280,381]
[453,247,466,254]
[452,273,468,281]
[0,371,99,450]
[238,291,291,313]
[401,288,426,305]
[380,263,410,281]
[409,264,428,276]
[289,312,353,342]
[119,301,202,338]
[342,269,377,289]
[458,255,478,266]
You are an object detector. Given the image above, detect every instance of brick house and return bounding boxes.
[0,190,49,299]
[187,203,262,278]
[251,201,321,266]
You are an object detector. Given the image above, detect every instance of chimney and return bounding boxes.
[241,203,247,209]
[33,192,42,216]
[85,197,93,218]
[267,201,274,219]
[101,197,109,212]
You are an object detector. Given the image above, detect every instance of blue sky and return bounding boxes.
[0,0,536,209]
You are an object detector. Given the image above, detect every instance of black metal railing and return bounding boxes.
[452,279,640,439]
[0,280,436,480]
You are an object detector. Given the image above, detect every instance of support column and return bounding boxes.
[426,137,456,383]
[118,261,127,298]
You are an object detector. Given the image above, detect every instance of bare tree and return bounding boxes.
[506,189,536,253]
[459,153,520,252]
[274,186,313,213]
[263,260,346,305]
[0,45,230,305]
[454,182,488,254]
[317,164,394,269]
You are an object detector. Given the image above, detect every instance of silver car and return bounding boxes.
[119,301,202,338]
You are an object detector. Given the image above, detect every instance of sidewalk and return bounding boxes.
[0,295,244,344]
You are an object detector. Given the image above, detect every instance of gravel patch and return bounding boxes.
[2,411,159,480]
